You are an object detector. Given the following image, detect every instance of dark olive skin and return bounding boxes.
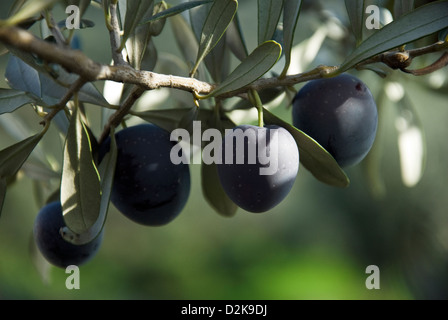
[292,73,378,168]
[216,125,299,213]
[33,201,103,268]
[99,124,191,226]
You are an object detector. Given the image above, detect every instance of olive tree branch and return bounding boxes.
[39,76,87,126]
[1,25,447,105]
[108,1,127,66]
[98,86,145,145]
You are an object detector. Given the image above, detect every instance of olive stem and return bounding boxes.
[249,89,264,128]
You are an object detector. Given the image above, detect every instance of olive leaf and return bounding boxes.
[207,40,282,98]
[190,0,238,77]
[61,107,101,235]
[4,0,57,26]
[142,0,213,24]
[344,0,365,46]
[258,0,284,45]
[200,109,238,217]
[340,1,448,72]
[120,0,154,50]
[225,12,248,61]
[62,128,117,245]
[280,0,303,77]
[0,127,47,216]
[263,108,350,188]
[0,89,41,114]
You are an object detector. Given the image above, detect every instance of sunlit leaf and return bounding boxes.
[142,0,213,24]
[62,128,117,245]
[190,0,237,77]
[61,107,101,235]
[344,0,364,45]
[340,1,448,72]
[258,0,283,45]
[4,0,57,26]
[170,14,199,69]
[280,0,302,77]
[263,108,350,188]
[121,0,154,50]
[207,40,282,98]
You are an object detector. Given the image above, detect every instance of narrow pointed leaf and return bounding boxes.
[0,89,39,114]
[170,14,200,69]
[61,107,101,235]
[340,1,448,72]
[142,0,213,24]
[263,107,350,188]
[345,0,365,45]
[258,0,283,44]
[225,12,248,61]
[281,0,303,77]
[5,0,57,26]
[202,163,238,217]
[191,0,238,77]
[121,0,154,50]
[62,129,117,245]
[0,130,45,180]
[208,40,282,98]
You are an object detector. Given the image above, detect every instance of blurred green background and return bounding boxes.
[1,0,448,300]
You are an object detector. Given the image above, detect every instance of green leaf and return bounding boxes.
[280,0,302,77]
[225,12,248,61]
[263,108,350,188]
[201,109,237,217]
[62,128,117,245]
[121,0,154,50]
[207,40,282,98]
[0,89,39,114]
[133,108,192,132]
[340,1,448,72]
[4,0,57,26]
[142,0,213,24]
[0,130,46,180]
[170,14,199,68]
[61,107,101,235]
[258,0,284,45]
[190,0,238,77]
[344,0,365,45]
[202,163,238,217]
[189,2,230,82]
[149,1,168,36]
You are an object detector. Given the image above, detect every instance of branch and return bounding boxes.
[1,25,447,103]
[108,1,127,66]
[98,86,145,144]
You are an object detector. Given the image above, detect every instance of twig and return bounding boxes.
[108,2,127,66]
[40,77,87,126]
[98,86,145,145]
